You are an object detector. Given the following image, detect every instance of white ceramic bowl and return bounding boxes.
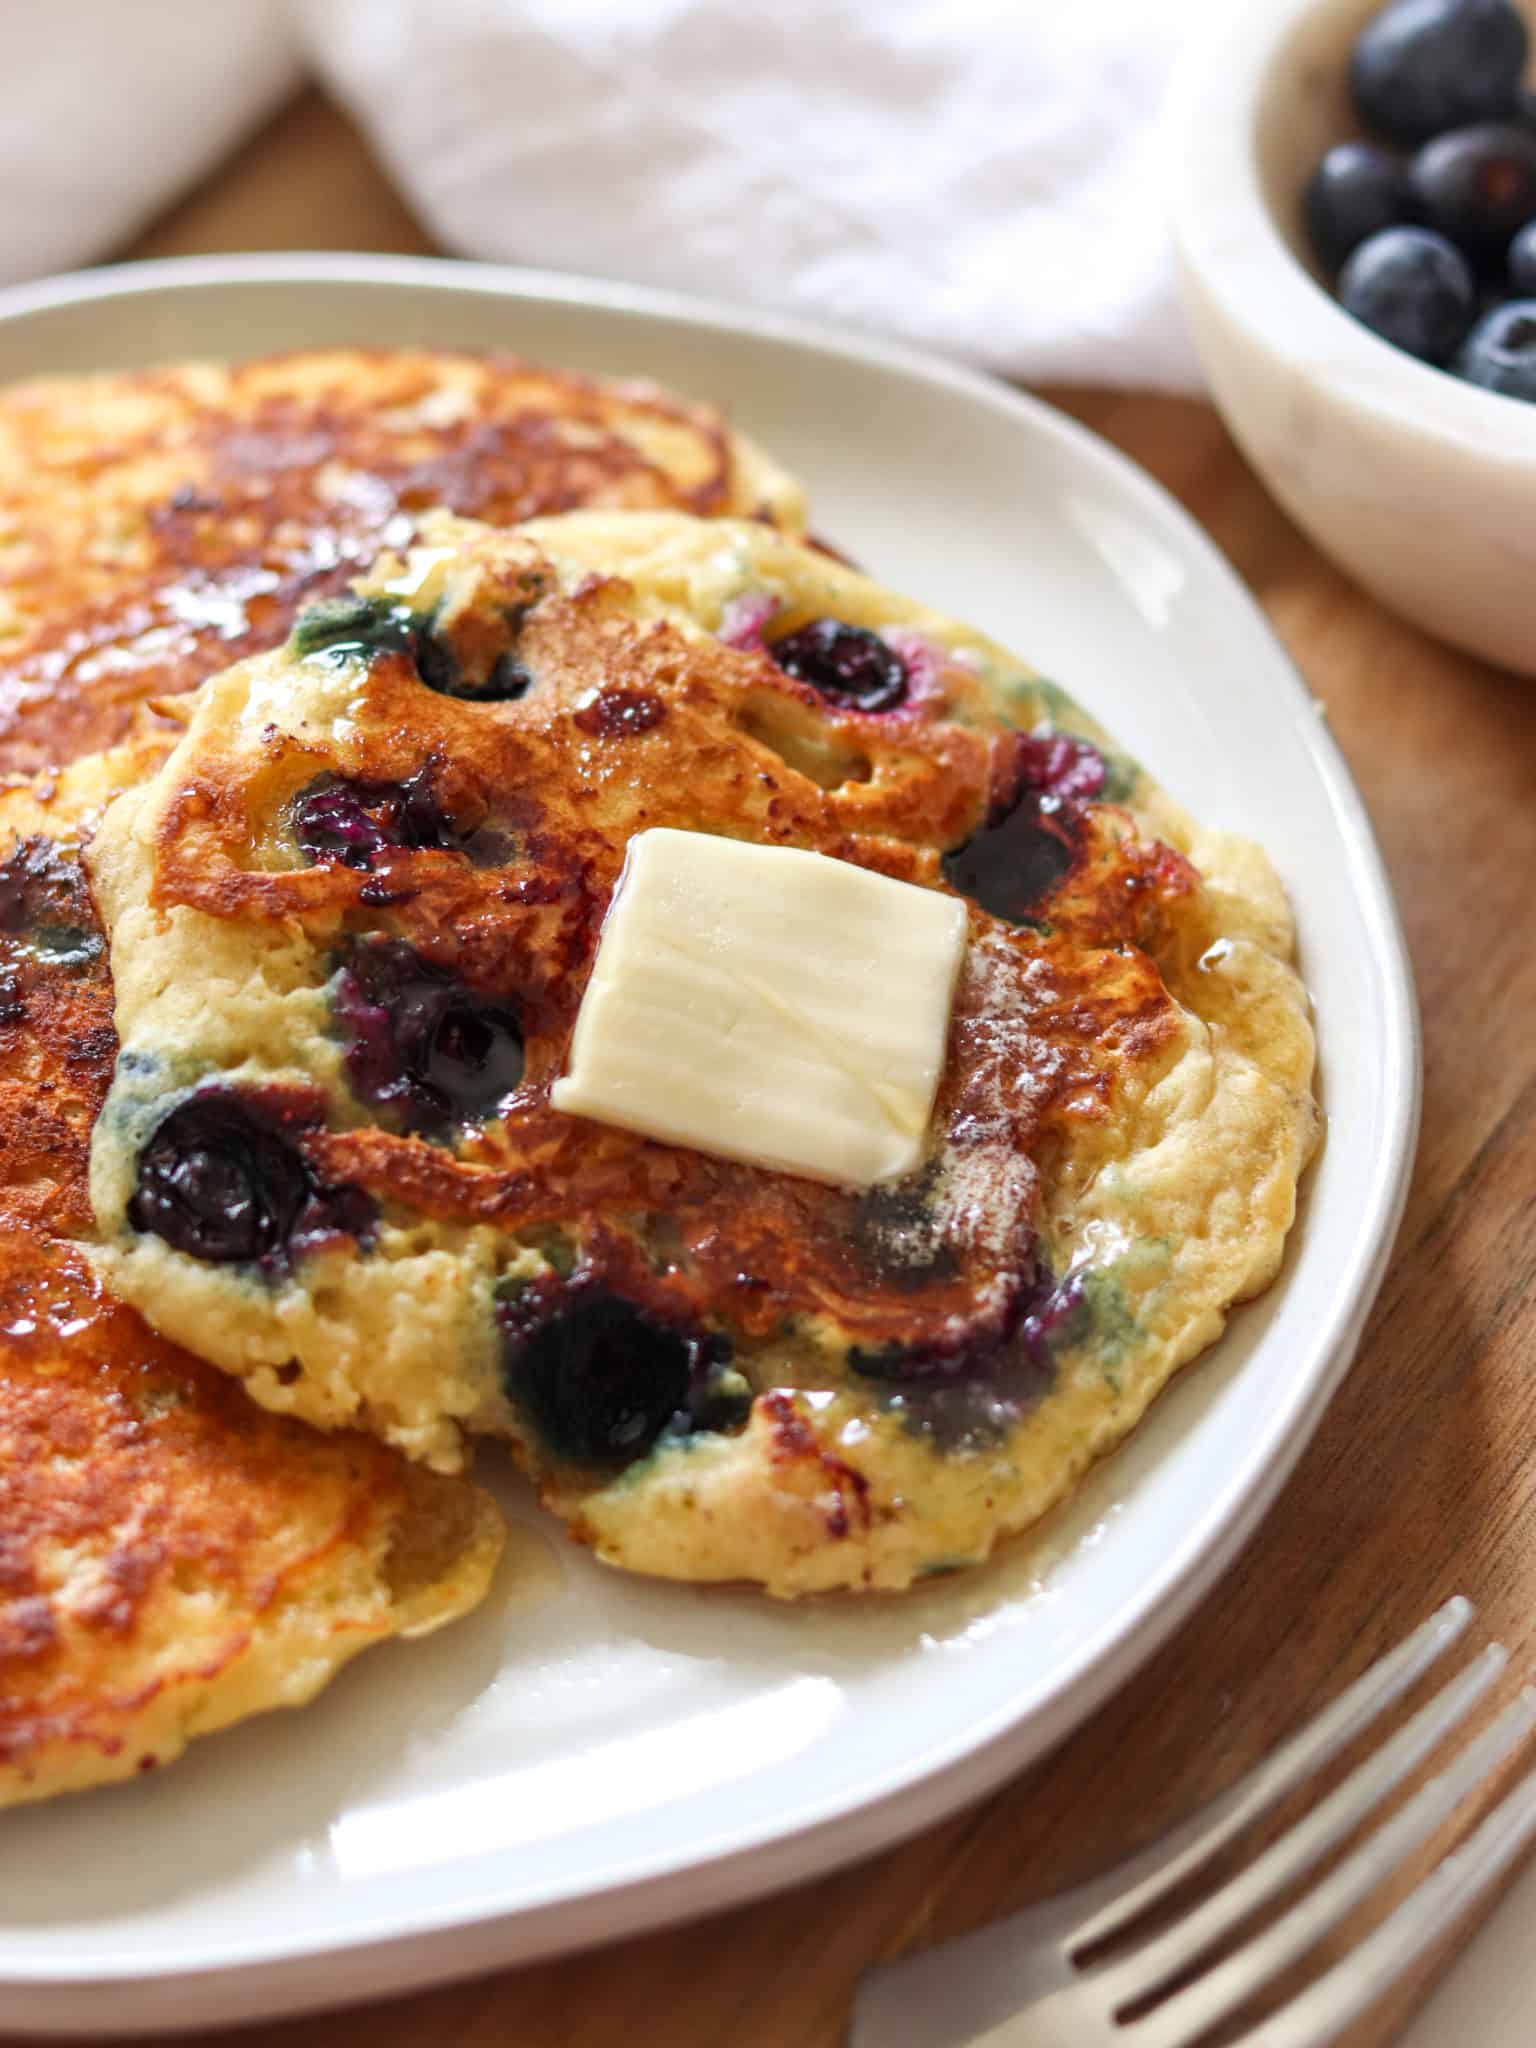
[1170,0,1536,676]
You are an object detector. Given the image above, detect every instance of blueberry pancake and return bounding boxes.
[0,347,805,778]
[0,747,504,1808]
[86,512,1318,1597]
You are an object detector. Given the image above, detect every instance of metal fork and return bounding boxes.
[851,1599,1536,2048]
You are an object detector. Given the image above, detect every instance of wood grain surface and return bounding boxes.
[20,87,1536,2048]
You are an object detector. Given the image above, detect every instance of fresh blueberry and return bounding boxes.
[1510,218,1536,291]
[292,770,469,871]
[498,1277,741,1465]
[1409,122,1536,270]
[1352,0,1527,148]
[1454,297,1536,397]
[1304,143,1416,274]
[333,938,524,1133]
[1337,227,1476,361]
[768,619,909,712]
[128,1087,373,1265]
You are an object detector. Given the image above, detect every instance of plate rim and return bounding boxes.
[0,250,1421,2029]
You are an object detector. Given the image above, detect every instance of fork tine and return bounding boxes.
[1224,1752,1536,2048]
[1093,1641,1507,2008]
[1128,1688,1536,2048]
[1067,1597,1474,1950]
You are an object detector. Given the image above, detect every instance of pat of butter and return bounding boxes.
[551,827,967,1186]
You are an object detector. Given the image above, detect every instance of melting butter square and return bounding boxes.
[551,827,968,1187]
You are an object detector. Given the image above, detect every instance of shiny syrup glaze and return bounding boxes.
[0,348,749,775]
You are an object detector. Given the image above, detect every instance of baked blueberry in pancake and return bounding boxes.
[0,347,805,778]
[0,747,504,1808]
[86,511,1318,1597]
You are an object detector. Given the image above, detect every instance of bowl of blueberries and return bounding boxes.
[1171,0,1536,674]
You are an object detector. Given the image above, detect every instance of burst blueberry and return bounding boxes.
[128,1087,374,1265]
[498,1278,743,1465]
[768,619,910,712]
[424,648,534,703]
[848,1259,1077,1448]
[0,836,101,962]
[292,770,467,871]
[333,938,524,1133]
[412,620,536,702]
[940,730,1104,923]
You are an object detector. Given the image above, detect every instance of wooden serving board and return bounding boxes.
[19,88,1536,2048]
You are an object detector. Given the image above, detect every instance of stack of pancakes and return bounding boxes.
[0,344,1316,1809]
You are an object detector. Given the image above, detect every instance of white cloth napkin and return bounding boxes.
[0,2,302,286]
[0,0,1204,390]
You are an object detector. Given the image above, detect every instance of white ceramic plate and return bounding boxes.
[0,255,1418,2038]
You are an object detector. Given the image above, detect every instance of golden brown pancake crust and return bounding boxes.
[135,537,1195,1357]
[0,348,802,776]
[0,758,502,1807]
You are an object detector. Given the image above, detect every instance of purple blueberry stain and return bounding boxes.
[717,591,781,651]
[848,1259,1096,1448]
[290,594,418,666]
[571,688,667,738]
[0,836,103,971]
[128,1085,375,1268]
[878,628,957,709]
[291,769,508,873]
[333,937,525,1135]
[849,1172,961,1288]
[497,1271,747,1466]
[1012,730,1108,806]
[289,593,537,702]
[767,618,910,712]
